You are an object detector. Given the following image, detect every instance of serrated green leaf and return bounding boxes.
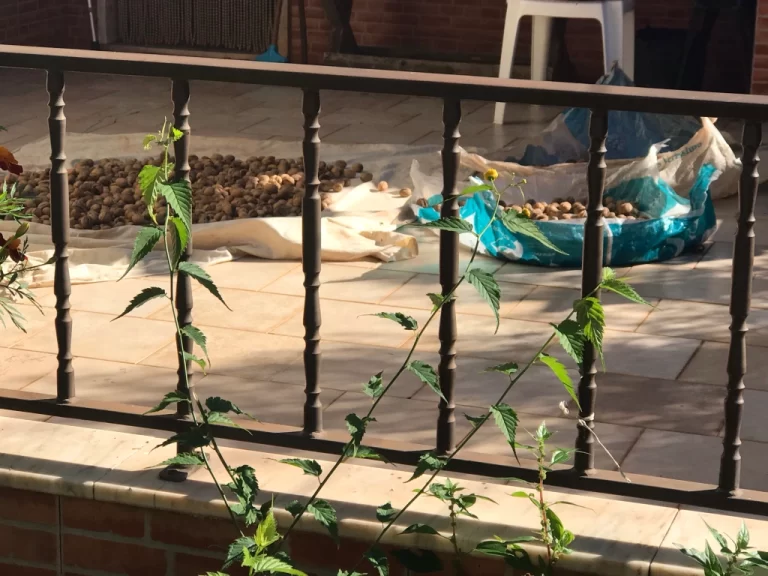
[464,413,487,428]
[142,133,157,150]
[467,268,500,332]
[461,183,492,195]
[206,412,238,428]
[138,164,167,220]
[600,277,649,306]
[376,502,397,523]
[406,361,443,401]
[159,452,205,467]
[156,425,210,450]
[500,210,566,254]
[400,523,441,536]
[705,541,725,576]
[338,572,366,576]
[426,292,449,312]
[510,490,532,498]
[363,371,384,399]
[345,413,375,456]
[536,422,553,441]
[178,261,231,310]
[144,390,190,415]
[158,180,193,233]
[537,353,578,407]
[603,267,617,281]
[365,547,389,576]
[285,500,303,518]
[205,572,229,576]
[255,507,280,548]
[114,287,166,320]
[352,446,389,463]
[372,312,418,330]
[391,549,443,574]
[407,452,446,483]
[704,520,732,554]
[241,554,307,576]
[206,396,248,416]
[490,403,519,462]
[307,499,338,544]
[170,126,184,141]
[552,319,585,364]
[168,215,189,268]
[183,351,206,373]
[181,325,209,367]
[737,522,750,550]
[120,226,162,280]
[413,216,474,234]
[279,458,322,477]
[484,362,519,375]
[574,296,605,359]
[551,448,575,466]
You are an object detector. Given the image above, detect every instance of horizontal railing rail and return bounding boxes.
[1,44,766,516]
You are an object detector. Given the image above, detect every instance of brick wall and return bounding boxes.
[0,0,91,49]
[0,486,504,576]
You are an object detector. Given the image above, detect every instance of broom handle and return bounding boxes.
[272,0,284,46]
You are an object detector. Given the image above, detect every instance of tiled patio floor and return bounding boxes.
[2,69,768,492]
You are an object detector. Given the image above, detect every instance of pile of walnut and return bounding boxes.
[5,154,373,230]
[502,196,650,221]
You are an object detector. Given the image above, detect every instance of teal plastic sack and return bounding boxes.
[414,163,718,267]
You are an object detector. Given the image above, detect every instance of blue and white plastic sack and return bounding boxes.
[507,66,738,201]
[410,128,721,267]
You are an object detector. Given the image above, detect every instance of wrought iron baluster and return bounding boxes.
[436,98,461,455]
[719,120,761,496]
[302,88,323,436]
[574,108,607,475]
[47,70,74,403]
[161,78,193,482]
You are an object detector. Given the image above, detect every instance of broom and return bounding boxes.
[255,0,287,63]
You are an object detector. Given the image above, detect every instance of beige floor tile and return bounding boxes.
[0,303,53,347]
[380,272,534,318]
[637,299,768,346]
[193,374,346,429]
[621,429,768,492]
[269,339,425,398]
[0,409,50,421]
[13,311,175,364]
[321,391,471,448]
[141,326,304,380]
[205,258,300,291]
[383,97,488,120]
[324,123,434,146]
[21,358,178,407]
[577,373,724,435]
[239,118,349,141]
[320,107,418,127]
[168,288,304,333]
[261,264,415,304]
[740,389,768,443]
[710,194,768,247]
[510,285,657,332]
[465,411,644,472]
[37,277,176,319]
[695,241,768,272]
[0,348,58,390]
[272,299,430,348]
[626,262,768,309]
[417,312,555,363]
[495,262,631,289]
[679,342,768,390]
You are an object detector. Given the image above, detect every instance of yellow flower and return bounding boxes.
[484,168,499,181]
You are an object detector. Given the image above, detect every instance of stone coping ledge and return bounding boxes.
[0,416,766,576]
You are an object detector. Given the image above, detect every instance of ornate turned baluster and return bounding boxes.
[436,98,461,455]
[719,120,761,496]
[162,78,193,483]
[574,108,607,475]
[302,88,323,436]
[47,70,74,403]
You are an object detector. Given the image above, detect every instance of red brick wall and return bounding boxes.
[754,0,768,93]
[0,0,91,49]
[0,486,504,576]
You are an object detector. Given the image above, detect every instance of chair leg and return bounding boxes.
[600,1,624,75]
[622,9,635,80]
[531,15,553,81]
[494,3,521,125]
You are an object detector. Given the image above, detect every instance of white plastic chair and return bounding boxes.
[494,0,636,124]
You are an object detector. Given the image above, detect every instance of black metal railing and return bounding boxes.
[1,45,767,515]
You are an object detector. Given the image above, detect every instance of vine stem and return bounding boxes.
[156,132,243,536]
[277,185,505,548]
[536,440,553,565]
